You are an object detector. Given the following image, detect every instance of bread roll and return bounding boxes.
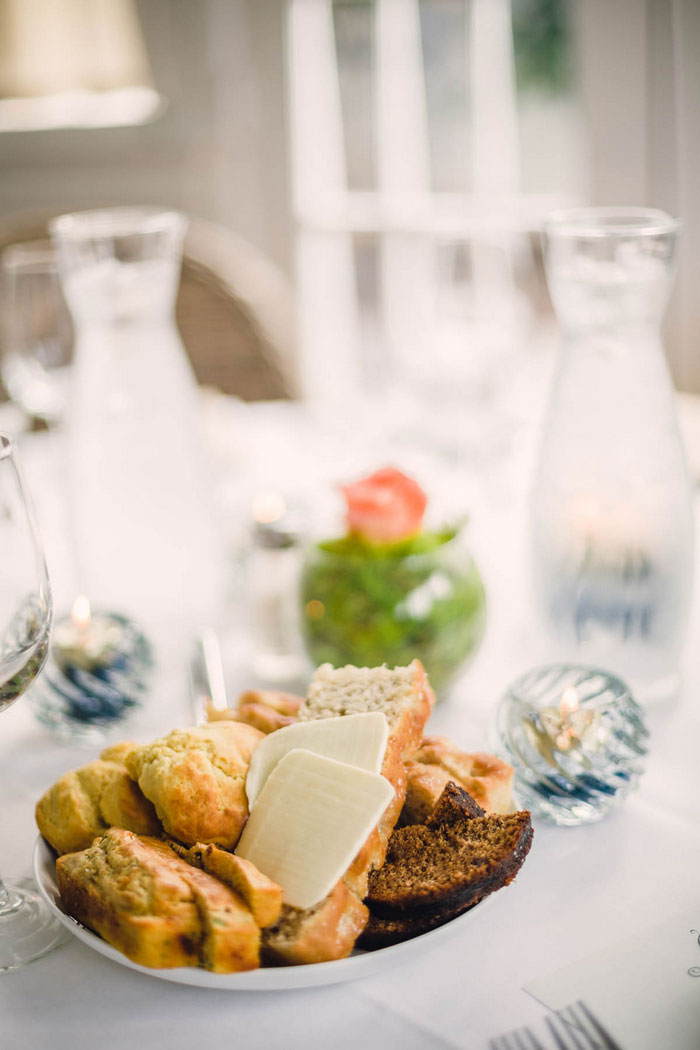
[126,721,263,848]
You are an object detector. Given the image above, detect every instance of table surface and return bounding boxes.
[1,395,698,1050]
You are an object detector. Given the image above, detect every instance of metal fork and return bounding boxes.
[489,1001,623,1050]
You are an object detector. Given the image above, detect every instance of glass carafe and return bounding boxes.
[531,208,693,705]
[50,208,223,648]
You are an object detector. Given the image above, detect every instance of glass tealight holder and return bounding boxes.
[28,607,152,745]
[492,664,648,826]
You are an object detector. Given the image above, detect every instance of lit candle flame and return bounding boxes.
[71,595,92,632]
[560,686,579,718]
[252,490,287,525]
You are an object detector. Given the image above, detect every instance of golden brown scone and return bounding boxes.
[209,689,304,734]
[171,842,283,928]
[99,740,139,765]
[262,881,368,966]
[36,759,161,855]
[402,736,514,824]
[56,828,260,972]
[125,721,264,849]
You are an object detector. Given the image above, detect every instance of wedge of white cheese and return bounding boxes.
[245,711,389,807]
[236,748,394,910]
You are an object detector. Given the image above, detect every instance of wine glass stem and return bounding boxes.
[0,873,20,915]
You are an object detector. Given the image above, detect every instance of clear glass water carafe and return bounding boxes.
[531,208,693,705]
[50,208,223,647]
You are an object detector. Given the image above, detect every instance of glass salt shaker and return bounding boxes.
[248,492,306,686]
[531,208,693,705]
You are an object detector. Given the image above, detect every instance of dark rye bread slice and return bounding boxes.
[360,894,486,947]
[359,782,533,947]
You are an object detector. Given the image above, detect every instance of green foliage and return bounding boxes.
[301,529,486,695]
[512,0,572,94]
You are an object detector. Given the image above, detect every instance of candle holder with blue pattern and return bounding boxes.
[28,597,152,744]
[492,664,649,826]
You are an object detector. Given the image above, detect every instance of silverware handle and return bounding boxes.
[190,628,228,719]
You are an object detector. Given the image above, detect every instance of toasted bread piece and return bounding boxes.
[172,842,283,927]
[262,880,368,966]
[56,829,260,972]
[402,737,514,823]
[209,690,304,734]
[301,661,435,760]
[125,721,264,849]
[360,894,485,947]
[36,758,161,855]
[361,783,533,947]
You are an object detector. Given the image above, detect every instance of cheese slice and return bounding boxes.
[245,711,389,807]
[236,748,395,910]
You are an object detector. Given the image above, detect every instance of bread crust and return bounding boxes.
[209,690,304,734]
[171,842,283,928]
[262,882,368,966]
[402,736,514,823]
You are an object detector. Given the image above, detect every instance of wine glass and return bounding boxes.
[0,433,64,972]
[0,241,74,427]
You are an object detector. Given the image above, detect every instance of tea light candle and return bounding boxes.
[29,598,152,743]
[530,684,606,765]
[493,664,648,826]
[53,596,127,673]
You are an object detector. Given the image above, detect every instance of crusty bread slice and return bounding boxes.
[169,841,283,928]
[301,661,435,760]
[261,662,434,964]
[262,881,369,966]
[360,783,533,948]
[401,736,514,823]
[210,690,304,734]
[56,828,261,972]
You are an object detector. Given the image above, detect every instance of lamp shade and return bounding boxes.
[0,0,164,131]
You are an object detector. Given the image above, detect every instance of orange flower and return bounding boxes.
[341,467,427,544]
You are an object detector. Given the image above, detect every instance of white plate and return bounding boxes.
[34,836,493,990]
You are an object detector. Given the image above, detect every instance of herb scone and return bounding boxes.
[261,661,435,965]
[360,782,533,948]
[56,828,273,971]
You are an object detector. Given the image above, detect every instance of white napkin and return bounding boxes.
[525,903,700,1050]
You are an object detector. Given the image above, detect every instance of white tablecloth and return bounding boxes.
[1,399,698,1050]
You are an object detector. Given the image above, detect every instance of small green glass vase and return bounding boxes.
[300,526,486,696]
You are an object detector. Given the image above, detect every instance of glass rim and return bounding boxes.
[0,432,17,461]
[504,662,634,706]
[544,206,681,239]
[1,240,56,271]
[49,206,187,241]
